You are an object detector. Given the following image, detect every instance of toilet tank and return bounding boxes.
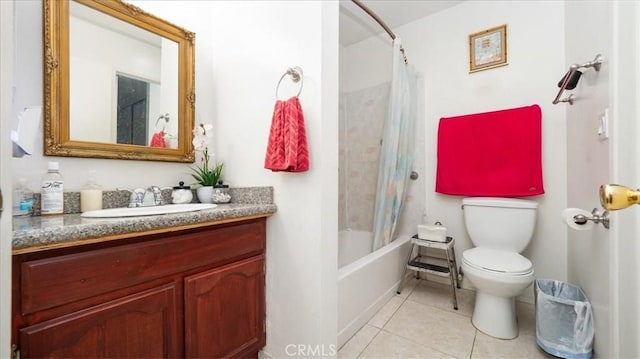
[462,197,538,253]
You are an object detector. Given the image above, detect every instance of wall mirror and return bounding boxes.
[43,0,195,162]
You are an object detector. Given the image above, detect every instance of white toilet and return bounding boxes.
[461,197,538,339]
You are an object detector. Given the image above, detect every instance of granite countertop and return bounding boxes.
[12,187,277,253]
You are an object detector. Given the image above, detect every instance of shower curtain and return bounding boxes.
[372,39,417,251]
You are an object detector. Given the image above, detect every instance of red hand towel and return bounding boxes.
[264,97,309,172]
[435,104,543,197]
[150,131,166,148]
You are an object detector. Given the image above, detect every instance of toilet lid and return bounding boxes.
[463,248,533,275]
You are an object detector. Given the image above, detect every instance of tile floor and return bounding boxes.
[339,279,555,359]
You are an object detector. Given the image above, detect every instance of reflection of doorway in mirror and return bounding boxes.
[116,74,149,146]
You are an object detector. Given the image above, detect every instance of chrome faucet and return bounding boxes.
[141,186,165,207]
[120,187,166,207]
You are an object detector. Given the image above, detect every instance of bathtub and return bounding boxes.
[337,230,412,347]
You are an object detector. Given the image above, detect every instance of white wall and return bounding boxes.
[342,36,391,93]
[0,1,15,355]
[13,0,338,356]
[343,1,568,299]
[204,1,338,356]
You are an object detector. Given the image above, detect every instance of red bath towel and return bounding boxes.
[150,131,166,148]
[435,104,544,197]
[264,96,309,172]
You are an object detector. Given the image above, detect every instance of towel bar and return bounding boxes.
[552,54,603,105]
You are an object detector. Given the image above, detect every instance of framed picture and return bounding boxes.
[469,24,508,73]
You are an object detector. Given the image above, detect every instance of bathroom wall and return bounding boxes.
[139,1,340,357]
[342,0,568,299]
[0,0,15,354]
[12,0,339,357]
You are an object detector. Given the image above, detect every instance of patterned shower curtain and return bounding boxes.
[372,39,418,251]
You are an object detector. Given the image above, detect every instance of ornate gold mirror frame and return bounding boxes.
[43,0,195,162]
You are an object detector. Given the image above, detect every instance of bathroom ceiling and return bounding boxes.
[339,0,463,46]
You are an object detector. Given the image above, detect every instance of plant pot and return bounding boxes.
[196,186,214,203]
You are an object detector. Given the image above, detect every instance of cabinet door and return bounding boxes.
[185,255,265,358]
[19,283,180,358]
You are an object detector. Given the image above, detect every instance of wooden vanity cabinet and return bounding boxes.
[12,217,267,359]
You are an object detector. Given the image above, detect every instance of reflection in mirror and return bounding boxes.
[44,0,195,162]
[116,74,150,146]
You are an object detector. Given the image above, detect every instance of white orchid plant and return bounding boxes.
[191,123,223,186]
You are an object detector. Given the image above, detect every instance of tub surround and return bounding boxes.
[13,186,276,253]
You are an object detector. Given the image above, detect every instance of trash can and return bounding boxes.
[535,279,594,359]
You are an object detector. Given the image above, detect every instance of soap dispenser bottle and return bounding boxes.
[41,161,64,215]
[80,171,103,212]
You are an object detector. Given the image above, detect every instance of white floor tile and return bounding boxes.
[355,275,549,359]
[407,280,476,317]
[338,325,380,359]
[383,300,476,358]
[471,331,554,359]
[359,330,456,359]
[516,301,536,337]
[368,296,405,328]
[396,276,419,299]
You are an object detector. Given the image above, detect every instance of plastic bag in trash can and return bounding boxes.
[535,279,594,359]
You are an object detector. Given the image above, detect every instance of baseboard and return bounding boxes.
[259,349,274,359]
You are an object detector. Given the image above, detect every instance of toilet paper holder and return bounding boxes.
[573,208,610,229]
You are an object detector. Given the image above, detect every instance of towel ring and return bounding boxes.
[155,113,170,131]
[275,66,303,99]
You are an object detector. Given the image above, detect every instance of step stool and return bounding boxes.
[397,234,461,310]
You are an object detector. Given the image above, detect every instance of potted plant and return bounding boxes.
[191,123,224,203]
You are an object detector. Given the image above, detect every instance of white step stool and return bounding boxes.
[397,234,461,310]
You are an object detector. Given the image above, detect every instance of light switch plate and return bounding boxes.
[598,108,609,141]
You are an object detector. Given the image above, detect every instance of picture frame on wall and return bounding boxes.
[469,24,508,73]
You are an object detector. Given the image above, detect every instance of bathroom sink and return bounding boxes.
[81,203,217,218]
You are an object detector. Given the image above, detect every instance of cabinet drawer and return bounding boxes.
[21,220,265,314]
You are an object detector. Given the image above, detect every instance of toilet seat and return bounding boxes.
[462,248,532,275]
